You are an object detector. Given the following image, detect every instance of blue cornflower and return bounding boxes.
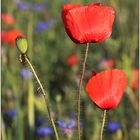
[67,117,77,128]
[56,120,67,128]
[20,68,33,79]
[35,19,56,33]
[17,1,31,10]
[6,109,17,119]
[56,116,79,138]
[31,3,47,12]
[17,1,47,12]
[36,126,54,137]
[107,122,121,133]
[37,117,49,126]
[56,117,77,129]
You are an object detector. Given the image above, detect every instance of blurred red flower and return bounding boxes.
[62,3,115,44]
[1,31,9,44]
[98,59,114,69]
[66,54,79,67]
[86,69,127,110]
[1,30,24,47]
[131,69,139,92]
[1,14,15,25]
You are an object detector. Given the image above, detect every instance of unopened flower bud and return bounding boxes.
[16,36,28,54]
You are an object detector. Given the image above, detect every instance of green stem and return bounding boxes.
[28,79,34,140]
[7,128,12,140]
[68,136,72,140]
[100,110,107,140]
[13,85,24,140]
[27,12,33,59]
[77,43,89,140]
[1,117,7,140]
[126,87,138,112]
[24,55,59,140]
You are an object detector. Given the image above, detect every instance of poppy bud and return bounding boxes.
[86,69,127,110]
[16,37,28,54]
[62,3,115,44]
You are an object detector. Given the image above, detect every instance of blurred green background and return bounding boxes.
[1,0,139,140]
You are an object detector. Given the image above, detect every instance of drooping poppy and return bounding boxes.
[86,69,127,110]
[1,14,15,25]
[61,3,115,44]
[66,54,79,67]
[1,30,24,47]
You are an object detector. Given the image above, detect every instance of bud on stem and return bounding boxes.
[16,36,28,54]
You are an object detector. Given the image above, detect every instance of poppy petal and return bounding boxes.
[2,30,24,47]
[62,3,115,44]
[86,69,127,110]
[62,4,82,17]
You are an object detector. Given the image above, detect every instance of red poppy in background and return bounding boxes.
[1,31,9,44]
[1,30,24,47]
[131,69,139,92]
[1,14,15,25]
[62,3,115,44]
[66,54,79,67]
[98,59,114,69]
[86,69,127,110]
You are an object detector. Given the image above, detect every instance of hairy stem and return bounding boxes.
[77,43,89,140]
[24,55,59,140]
[100,110,107,140]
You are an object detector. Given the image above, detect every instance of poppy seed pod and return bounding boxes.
[86,69,127,110]
[62,3,115,44]
[16,37,28,54]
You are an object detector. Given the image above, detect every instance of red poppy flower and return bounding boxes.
[62,3,115,44]
[1,31,9,44]
[1,14,15,25]
[1,30,24,47]
[66,54,79,67]
[98,59,114,69]
[86,69,127,110]
[131,69,139,92]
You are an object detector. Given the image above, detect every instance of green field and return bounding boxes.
[1,0,139,140]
